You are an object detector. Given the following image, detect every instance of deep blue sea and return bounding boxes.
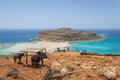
[0,29,41,43]
[0,29,120,55]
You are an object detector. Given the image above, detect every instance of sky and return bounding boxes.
[0,0,120,29]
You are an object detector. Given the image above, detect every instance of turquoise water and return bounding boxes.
[0,29,120,55]
[70,29,120,54]
[0,43,15,55]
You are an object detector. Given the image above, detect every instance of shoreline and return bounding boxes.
[4,41,71,54]
[0,34,118,56]
[38,34,105,43]
[69,34,105,42]
[0,35,106,55]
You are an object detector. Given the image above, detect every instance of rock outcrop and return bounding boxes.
[98,67,118,80]
[44,61,75,80]
[37,28,103,42]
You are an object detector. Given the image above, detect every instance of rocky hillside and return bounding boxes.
[37,28,103,42]
[1,51,120,80]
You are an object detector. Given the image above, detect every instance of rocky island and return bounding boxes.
[37,28,103,42]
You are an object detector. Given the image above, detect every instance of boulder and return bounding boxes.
[7,68,19,78]
[44,66,61,80]
[98,67,117,80]
[45,63,75,80]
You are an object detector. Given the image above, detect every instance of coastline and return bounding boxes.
[0,34,105,55]
[1,33,120,55]
[70,34,105,42]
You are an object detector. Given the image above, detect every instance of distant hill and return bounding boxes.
[36,28,104,42]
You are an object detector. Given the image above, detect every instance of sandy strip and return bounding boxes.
[5,41,70,53]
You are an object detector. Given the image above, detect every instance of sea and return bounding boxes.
[0,29,120,55]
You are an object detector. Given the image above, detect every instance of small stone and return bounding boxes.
[37,75,40,78]
[89,61,95,66]
[74,61,80,66]
[61,67,68,74]
[80,63,92,70]
[59,59,66,63]
[92,66,100,70]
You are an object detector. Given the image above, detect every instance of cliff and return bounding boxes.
[37,28,103,42]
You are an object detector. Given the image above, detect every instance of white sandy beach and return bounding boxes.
[5,41,70,53]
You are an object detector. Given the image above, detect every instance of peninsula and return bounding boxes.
[37,28,103,42]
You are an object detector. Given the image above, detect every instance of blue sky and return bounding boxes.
[0,0,120,29]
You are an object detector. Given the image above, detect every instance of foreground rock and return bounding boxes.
[44,61,75,80]
[37,28,103,42]
[7,68,20,78]
[98,67,118,80]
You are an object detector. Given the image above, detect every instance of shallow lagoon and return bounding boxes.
[0,29,120,55]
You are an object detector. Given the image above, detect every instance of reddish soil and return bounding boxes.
[0,51,120,80]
